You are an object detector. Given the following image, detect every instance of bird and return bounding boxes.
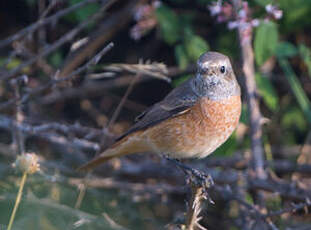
[79,51,241,171]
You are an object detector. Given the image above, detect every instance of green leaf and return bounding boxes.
[254,21,279,66]
[255,73,279,111]
[298,44,311,78]
[174,44,189,70]
[155,5,181,45]
[281,106,307,132]
[279,0,311,31]
[185,34,209,61]
[65,0,99,23]
[48,52,63,68]
[279,58,311,124]
[276,42,298,58]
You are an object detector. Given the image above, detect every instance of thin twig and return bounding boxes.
[1,0,116,81]
[0,114,100,152]
[59,0,135,77]
[0,0,101,49]
[265,201,311,217]
[0,42,114,111]
[106,69,142,129]
[102,62,171,82]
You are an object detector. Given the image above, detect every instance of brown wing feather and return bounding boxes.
[116,78,199,141]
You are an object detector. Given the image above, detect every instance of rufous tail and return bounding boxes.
[78,134,148,172]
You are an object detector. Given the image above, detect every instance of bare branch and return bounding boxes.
[232,0,266,180]
[0,114,100,152]
[0,0,102,49]
[0,0,116,81]
[0,42,114,111]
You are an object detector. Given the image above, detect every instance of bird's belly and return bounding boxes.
[144,95,241,158]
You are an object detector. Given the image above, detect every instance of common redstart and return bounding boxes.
[79,51,241,171]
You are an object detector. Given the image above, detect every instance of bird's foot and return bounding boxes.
[164,156,215,204]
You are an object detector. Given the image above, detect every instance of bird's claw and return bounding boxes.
[164,156,215,204]
[186,169,215,204]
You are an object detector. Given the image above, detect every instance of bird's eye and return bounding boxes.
[220,66,226,74]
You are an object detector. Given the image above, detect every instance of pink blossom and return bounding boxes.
[228,21,239,30]
[265,4,283,20]
[130,1,159,40]
[208,0,222,16]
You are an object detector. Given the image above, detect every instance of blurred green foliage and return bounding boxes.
[279,0,311,31]
[156,4,209,68]
[299,44,311,78]
[279,58,311,123]
[254,21,278,66]
[65,0,100,23]
[255,73,279,112]
[155,5,181,45]
[156,3,209,87]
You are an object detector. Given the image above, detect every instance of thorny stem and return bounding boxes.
[232,0,266,180]
[7,172,28,230]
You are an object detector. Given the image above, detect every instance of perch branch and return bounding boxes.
[186,186,207,230]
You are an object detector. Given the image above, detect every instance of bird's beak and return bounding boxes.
[207,74,220,86]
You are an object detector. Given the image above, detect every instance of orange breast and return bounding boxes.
[143,95,241,158]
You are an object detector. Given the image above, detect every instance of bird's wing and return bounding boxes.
[116,78,199,141]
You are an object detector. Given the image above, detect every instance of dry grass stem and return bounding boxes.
[7,172,28,230]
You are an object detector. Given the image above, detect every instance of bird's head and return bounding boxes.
[193,51,240,100]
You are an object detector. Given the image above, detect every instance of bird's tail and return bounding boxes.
[78,134,148,172]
